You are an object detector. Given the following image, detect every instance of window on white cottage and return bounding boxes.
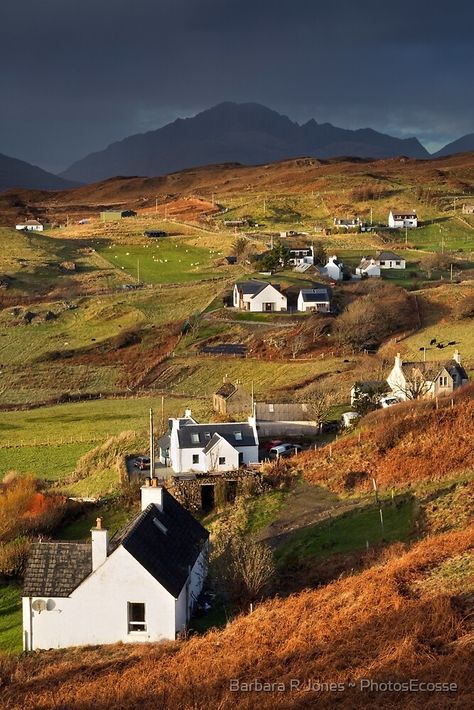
[128,602,146,632]
[192,454,199,464]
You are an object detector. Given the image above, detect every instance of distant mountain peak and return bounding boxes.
[60,102,431,183]
[0,152,78,193]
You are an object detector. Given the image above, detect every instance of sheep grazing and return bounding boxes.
[430,338,437,345]
[437,343,445,349]
[448,341,456,346]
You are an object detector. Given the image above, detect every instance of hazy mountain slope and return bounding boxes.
[434,133,474,158]
[61,102,430,182]
[0,152,77,192]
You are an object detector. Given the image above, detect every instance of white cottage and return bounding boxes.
[297,287,331,312]
[22,482,209,651]
[15,219,44,232]
[374,251,406,270]
[233,280,287,312]
[388,210,418,229]
[288,246,314,267]
[158,410,259,474]
[356,257,381,278]
[386,350,468,401]
[319,255,344,281]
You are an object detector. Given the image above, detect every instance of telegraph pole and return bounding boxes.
[137,258,140,283]
[155,196,158,213]
[149,408,155,478]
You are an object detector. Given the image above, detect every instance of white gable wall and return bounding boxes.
[204,436,240,472]
[23,546,177,651]
[249,284,287,312]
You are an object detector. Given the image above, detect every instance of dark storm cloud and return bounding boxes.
[1,0,473,171]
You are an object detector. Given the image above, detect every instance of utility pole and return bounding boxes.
[137,258,140,283]
[161,395,165,434]
[155,196,158,213]
[453,197,457,213]
[263,198,266,216]
[450,263,453,282]
[149,408,155,478]
[370,207,373,225]
[405,225,408,245]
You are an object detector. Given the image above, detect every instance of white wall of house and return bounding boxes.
[388,212,418,229]
[15,223,44,232]
[23,546,177,651]
[356,261,381,278]
[377,257,406,270]
[249,285,287,312]
[297,293,330,312]
[321,256,343,281]
[204,437,240,472]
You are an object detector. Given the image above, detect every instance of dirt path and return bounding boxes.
[255,481,370,548]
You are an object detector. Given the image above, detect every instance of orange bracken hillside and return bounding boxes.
[1,527,473,709]
[299,389,474,493]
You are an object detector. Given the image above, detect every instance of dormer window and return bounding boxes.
[234,432,242,441]
[191,433,200,444]
[153,517,167,534]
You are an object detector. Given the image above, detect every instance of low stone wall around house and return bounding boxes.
[168,469,262,512]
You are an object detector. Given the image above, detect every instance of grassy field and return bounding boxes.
[0,396,214,483]
[97,239,230,284]
[275,497,416,565]
[0,584,22,654]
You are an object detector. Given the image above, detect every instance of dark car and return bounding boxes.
[134,456,150,470]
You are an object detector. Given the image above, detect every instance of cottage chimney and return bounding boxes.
[141,478,163,512]
[453,349,461,364]
[184,408,192,418]
[91,518,109,571]
[395,352,403,368]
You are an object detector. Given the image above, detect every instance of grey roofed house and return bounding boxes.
[391,209,417,217]
[375,250,403,261]
[177,422,257,449]
[23,542,92,598]
[235,280,280,296]
[23,489,209,600]
[401,358,468,382]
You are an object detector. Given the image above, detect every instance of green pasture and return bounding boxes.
[97,239,228,284]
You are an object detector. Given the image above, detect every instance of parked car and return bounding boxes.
[268,443,302,458]
[134,456,150,470]
[262,439,284,452]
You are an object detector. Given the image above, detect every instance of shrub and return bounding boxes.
[0,536,31,577]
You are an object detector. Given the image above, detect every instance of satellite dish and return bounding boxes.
[32,599,47,614]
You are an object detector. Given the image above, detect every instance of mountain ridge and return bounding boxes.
[0,152,78,192]
[60,102,431,183]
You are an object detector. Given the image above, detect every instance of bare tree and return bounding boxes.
[396,365,441,400]
[301,389,335,431]
[231,237,249,262]
[290,334,306,359]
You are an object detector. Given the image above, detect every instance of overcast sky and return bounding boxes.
[1,0,473,173]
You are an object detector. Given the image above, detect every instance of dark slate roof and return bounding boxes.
[23,542,92,598]
[300,288,330,303]
[400,359,468,382]
[202,432,223,454]
[157,433,170,449]
[375,251,403,261]
[390,209,417,217]
[235,280,280,297]
[116,490,209,598]
[214,382,237,398]
[177,422,257,449]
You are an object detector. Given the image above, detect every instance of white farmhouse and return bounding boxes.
[22,482,209,651]
[233,280,287,312]
[356,257,381,278]
[388,210,418,228]
[288,246,314,267]
[158,410,259,474]
[319,255,344,281]
[386,350,468,401]
[374,251,406,270]
[297,287,331,312]
[15,219,44,232]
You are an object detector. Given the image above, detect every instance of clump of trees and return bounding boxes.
[334,282,413,351]
[456,292,474,320]
[257,243,290,272]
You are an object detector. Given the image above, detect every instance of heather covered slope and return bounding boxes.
[299,387,474,493]
[1,527,472,709]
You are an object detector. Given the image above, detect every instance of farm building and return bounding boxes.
[297,288,331,312]
[22,481,208,651]
[388,210,418,228]
[213,381,252,415]
[15,219,44,232]
[100,209,137,222]
[144,230,167,238]
[462,204,474,214]
[319,255,344,281]
[233,280,287,312]
[255,402,319,437]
